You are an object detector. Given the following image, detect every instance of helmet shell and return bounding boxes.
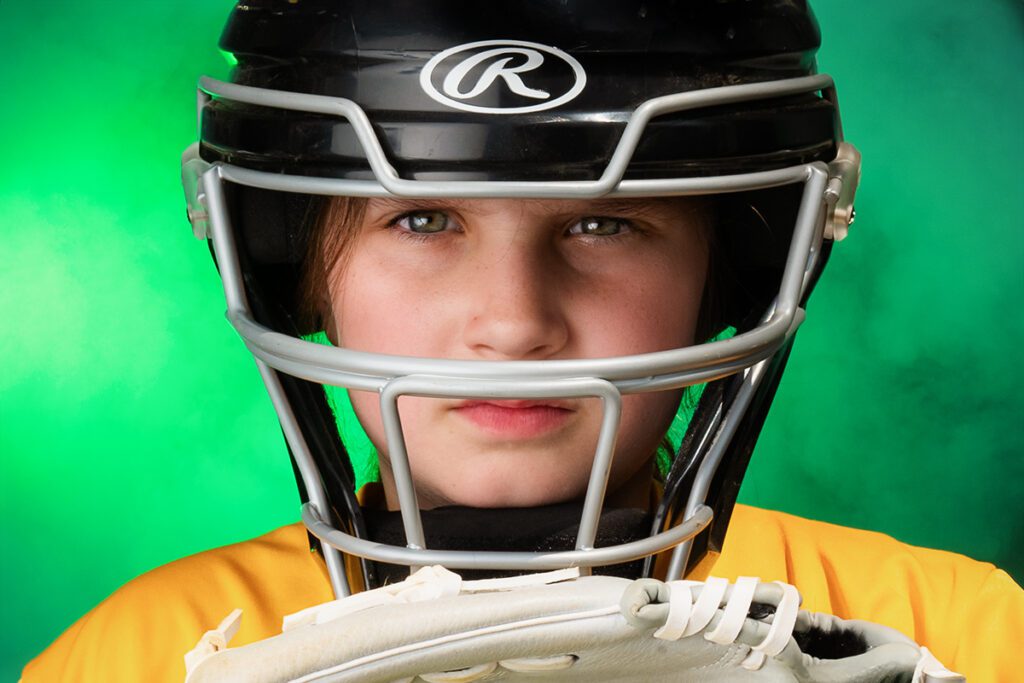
[202,0,837,181]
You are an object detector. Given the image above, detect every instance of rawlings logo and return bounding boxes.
[420,39,586,114]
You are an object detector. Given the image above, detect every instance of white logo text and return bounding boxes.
[420,40,586,115]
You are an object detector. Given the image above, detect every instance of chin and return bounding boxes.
[430,464,587,510]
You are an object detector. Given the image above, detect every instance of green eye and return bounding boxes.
[398,211,451,234]
[570,216,630,236]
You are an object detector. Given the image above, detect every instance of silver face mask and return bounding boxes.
[183,58,859,598]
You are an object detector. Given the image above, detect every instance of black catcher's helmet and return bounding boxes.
[182,0,859,596]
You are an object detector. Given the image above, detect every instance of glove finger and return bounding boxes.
[620,578,673,629]
[792,610,919,659]
[704,610,778,648]
[837,620,917,649]
[780,641,922,683]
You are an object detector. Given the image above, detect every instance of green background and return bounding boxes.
[2,1,1021,678]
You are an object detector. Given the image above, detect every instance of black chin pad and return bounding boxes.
[363,503,652,584]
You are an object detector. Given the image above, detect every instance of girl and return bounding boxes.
[22,1,1021,680]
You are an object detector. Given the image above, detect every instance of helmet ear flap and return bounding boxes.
[708,185,805,336]
[224,183,326,335]
[235,185,321,267]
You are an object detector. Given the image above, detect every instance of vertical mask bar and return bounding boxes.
[205,170,351,597]
[824,85,844,142]
[799,199,828,301]
[255,360,351,597]
[574,381,624,554]
[376,375,622,572]
[665,359,768,581]
[202,168,251,314]
[773,165,830,320]
[378,381,428,559]
[664,166,828,581]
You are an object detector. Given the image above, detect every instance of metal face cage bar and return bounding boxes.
[188,73,844,597]
[198,73,838,199]
[378,377,624,563]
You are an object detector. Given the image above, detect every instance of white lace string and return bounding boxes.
[753,581,800,657]
[184,608,243,678]
[682,576,728,637]
[912,647,966,682]
[705,576,759,645]
[741,580,800,670]
[653,580,700,640]
[651,576,801,673]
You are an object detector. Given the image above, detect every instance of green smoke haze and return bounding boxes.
[1,1,1021,679]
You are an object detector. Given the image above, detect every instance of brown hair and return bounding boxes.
[299,196,368,332]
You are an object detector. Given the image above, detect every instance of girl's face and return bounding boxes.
[324,197,709,510]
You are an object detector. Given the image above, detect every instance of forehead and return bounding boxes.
[363,196,703,219]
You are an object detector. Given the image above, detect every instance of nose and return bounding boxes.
[461,237,570,360]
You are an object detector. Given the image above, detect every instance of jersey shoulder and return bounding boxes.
[22,523,330,683]
[720,503,1023,681]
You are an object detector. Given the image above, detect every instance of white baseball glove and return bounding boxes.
[184,566,964,682]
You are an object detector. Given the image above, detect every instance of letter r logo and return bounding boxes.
[443,48,550,101]
[420,40,586,115]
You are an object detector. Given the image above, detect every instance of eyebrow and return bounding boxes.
[561,199,668,217]
[370,197,467,213]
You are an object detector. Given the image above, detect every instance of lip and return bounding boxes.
[452,400,574,438]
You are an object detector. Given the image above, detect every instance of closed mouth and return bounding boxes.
[451,400,575,438]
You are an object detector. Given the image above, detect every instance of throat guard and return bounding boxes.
[363,504,653,584]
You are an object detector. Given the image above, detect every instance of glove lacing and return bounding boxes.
[651,576,800,671]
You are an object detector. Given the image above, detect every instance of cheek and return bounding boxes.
[572,254,707,356]
[347,389,385,455]
[329,250,449,355]
[612,390,682,477]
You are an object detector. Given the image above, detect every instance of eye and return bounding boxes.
[393,210,452,234]
[568,216,632,237]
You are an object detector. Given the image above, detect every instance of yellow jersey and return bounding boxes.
[22,504,1022,682]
